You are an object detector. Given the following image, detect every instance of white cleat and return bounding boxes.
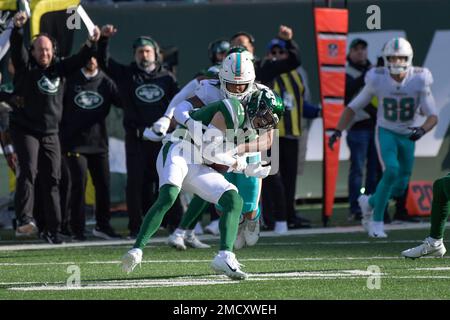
[204,219,220,236]
[244,219,260,246]
[121,248,142,274]
[211,251,247,280]
[368,221,387,238]
[185,234,211,249]
[402,237,447,259]
[167,233,187,250]
[358,195,373,231]
[274,221,288,235]
[234,219,246,250]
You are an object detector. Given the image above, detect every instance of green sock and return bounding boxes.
[134,184,180,249]
[429,173,450,239]
[179,195,209,230]
[218,190,243,251]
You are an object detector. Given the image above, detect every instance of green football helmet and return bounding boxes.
[246,88,284,130]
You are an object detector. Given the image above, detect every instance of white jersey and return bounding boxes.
[348,66,437,135]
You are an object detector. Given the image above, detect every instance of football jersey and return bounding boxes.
[349,66,437,135]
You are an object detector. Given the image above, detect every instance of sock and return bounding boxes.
[428,237,443,246]
[429,174,450,240]
[185,229,194,237]
[133,184,180,249]
[179,195,209,230]
[218,190,243,251]
[174,228,186,237]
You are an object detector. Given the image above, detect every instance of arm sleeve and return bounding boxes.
[10,27,29,72]
[257,39,301,84]
[164,78,199,118]
[55,43,96,76]
[419,87,437,116]
[96,36,126,81]
[173,100,194,125]
[109,78,123,109]
[347,84,375,112]
[302,101,321,119]
[202,125,236,167]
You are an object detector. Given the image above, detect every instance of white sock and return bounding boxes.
[185,229,194,237]
[219,250,232,257]
[428,237,443,246]
[174,228,186,237]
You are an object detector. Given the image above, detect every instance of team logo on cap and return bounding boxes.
[135,84,165,103]
[74,91,104,110]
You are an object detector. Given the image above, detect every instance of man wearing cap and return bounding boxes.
[345,38,379,221]
[261,38,321,232]
[98,25,183,238]
[230,25,301,85]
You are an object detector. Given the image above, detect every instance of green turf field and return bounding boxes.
[1,224,450,300]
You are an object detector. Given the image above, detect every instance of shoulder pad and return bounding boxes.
[220,98,245,130]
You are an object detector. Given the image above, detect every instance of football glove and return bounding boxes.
[142,127,164,142]
[328,129,342,151]
[408,127,426,141]
[152,116,171,136]
[244,162,271,178]
[228,155,248,173]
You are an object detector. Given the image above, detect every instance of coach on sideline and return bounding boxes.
[9,11,100,244]
[97,25,183,239]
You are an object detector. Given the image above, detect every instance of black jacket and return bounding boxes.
[256,39,301,85]
[60,69,121,154]
[345,57,376,130]
[97,37,179,135]
[9,27,96,135]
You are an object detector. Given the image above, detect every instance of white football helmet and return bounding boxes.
[219,51,255,102]
[383,37,413,75]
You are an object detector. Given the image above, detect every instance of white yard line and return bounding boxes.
[0,255,440,267]
[6,269,450,291]
[0,222,431,252]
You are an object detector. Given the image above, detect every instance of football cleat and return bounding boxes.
[185,234,211,249]
[211,251,247,280]
[121,248,142,274]
[167,233,187,250]
[234,219,246,250]
[244,219,260,246]
[358,195,373,231]
[368,221,388,238]
[401,237,446,259]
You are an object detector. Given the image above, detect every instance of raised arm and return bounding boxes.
[10,12,29,73]
[97,25,127,80]
[55,26,100,76]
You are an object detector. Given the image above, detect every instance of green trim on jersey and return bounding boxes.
[190,98,245,130]
[162,142,172,167]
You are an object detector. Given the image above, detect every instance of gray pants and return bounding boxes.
[10,126,61,234]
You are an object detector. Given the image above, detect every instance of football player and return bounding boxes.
[329,37,438,238]
[121,89,284,280]
[401,173,449,258]
[165,49,277,251]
